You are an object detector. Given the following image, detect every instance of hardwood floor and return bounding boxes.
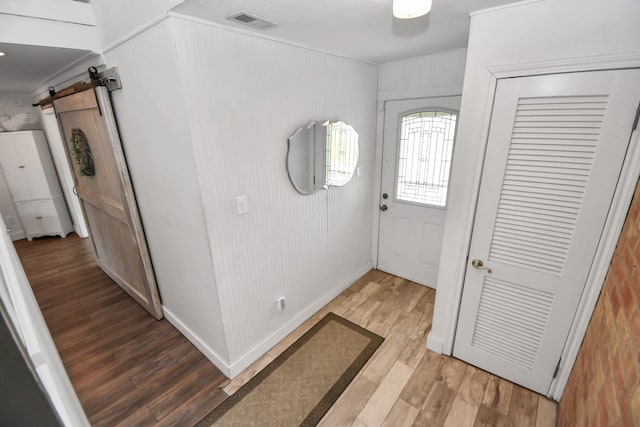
[225,269,559,427]
[16,234,557,426]
[15,234,228,426]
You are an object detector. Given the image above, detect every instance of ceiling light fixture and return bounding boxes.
[0,52,5,57]
[393,0,432,19]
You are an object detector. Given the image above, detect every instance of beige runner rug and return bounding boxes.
[196,312,384,426]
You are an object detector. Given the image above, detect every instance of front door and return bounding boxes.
[454,69,640,394]
[54,87,163,319]
[377,97,460,287]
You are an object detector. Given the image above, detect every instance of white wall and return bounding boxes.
[378,49,467,100]
[0,7,97,52]
[0,97,42,129]
[170,16,378,372]
[372,49,467,267]
[91,0,182,49]
[429,0,640,355]
[103,19,230,367]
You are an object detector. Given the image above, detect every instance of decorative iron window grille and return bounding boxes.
[396,111,457,207]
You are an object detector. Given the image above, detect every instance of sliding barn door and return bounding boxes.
[53,87,163,319]
[454,69,640,394]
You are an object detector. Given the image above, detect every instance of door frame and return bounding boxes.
[372,93,463,269]
[375,100,461,287]
[432,53,640,400]
[40,107,90,238]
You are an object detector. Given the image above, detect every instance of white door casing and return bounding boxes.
[41,108,89,238]
[453,69,640,394]
[377,97,460,288]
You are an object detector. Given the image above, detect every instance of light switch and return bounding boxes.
[236,195,248,215]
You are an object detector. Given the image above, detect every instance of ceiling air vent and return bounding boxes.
[227,12,278,30]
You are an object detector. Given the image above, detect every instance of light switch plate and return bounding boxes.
[236,195,248,215]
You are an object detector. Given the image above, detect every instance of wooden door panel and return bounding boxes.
[54,87,162,319]
[58,107,125,209]
[83,203,150,303]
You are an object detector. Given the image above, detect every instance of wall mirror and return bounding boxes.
[287,121,359,195]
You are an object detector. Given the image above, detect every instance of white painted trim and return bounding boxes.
[168,12,375,65]
[377,86,463,102]
[102,13,170,55]
[469,0,544,17]
[549,120,640,400]
[0,1,96,26]
[9,230,25,241]
[426,75,499,357]
[0,217,89,427]
[488,53,640,79]
[426,333,444,354]
[162,306,231,378]
[227,261,373,378]
[371,101,385,267]
[436,53,640,400]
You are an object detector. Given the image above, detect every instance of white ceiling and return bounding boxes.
[0,0,519,95]
[0,43,91,94]
[172,0,519,63]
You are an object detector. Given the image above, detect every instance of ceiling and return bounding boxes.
[0,43,92,94]
[0,0,519,95]
[172,0,519,63]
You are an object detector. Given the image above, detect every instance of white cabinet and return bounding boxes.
[0,131,73,240]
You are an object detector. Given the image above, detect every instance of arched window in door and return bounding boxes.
[396,111,457,207]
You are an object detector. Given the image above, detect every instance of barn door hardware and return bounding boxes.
[88,66,122,92]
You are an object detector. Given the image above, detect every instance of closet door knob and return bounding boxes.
[18,165,25,168]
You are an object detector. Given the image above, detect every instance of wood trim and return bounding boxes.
[34,82,94,110]
[94,86,164,320]
[52,88,98,113]
[78,190,128,225]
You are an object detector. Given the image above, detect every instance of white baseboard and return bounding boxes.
[162,306,232,378]
[10,230,25,241]
[226,261,374,378]
[426,331,445,354]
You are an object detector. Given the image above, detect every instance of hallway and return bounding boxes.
[16,234,557,426]
[15,234,228,426]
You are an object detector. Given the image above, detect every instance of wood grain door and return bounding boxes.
[53,87,162,319]
[453,69,640,394]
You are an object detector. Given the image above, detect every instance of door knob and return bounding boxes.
[471,259,492,273]
[379,204,388,212]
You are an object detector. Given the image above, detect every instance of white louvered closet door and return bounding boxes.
[454,69,640,394]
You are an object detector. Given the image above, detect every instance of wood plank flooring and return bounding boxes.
[14,234,228,426]
[224,269,558,427]
[16,234,557,426]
